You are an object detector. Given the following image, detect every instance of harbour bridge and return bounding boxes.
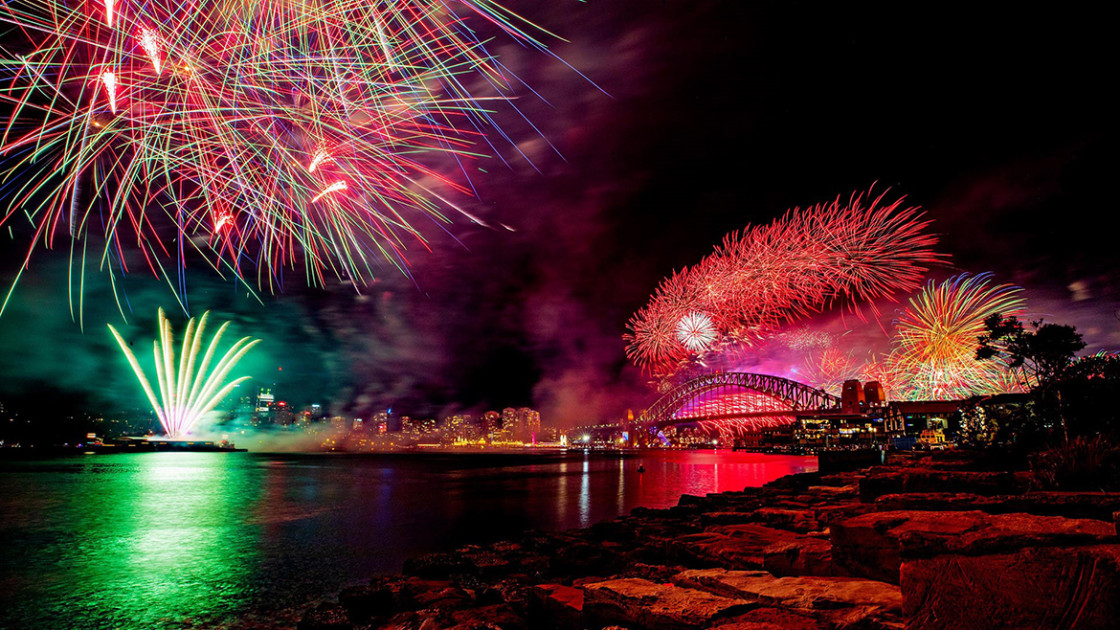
[638,372,841,429]
[571,371,964,445]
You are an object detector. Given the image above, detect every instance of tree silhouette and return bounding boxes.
[977,314,1086,441]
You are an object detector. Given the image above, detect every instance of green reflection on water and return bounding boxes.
[8,453,262,629]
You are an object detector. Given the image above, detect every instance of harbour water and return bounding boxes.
[0,450,815,629]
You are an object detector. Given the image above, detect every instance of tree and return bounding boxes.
[976,314,1086,442]
[1061,353,1120,439]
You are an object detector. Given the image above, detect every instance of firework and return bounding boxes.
[779,326,835,352]
[108,308,259,438]
[889,273,1025,399]
[803,347,860,396]
[675,311,718,353]
[859,353,907,401]
[625,188,945,378]
[1,0,567,308]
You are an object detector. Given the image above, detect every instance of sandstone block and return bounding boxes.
[701,511,761,527]
[446,603,526,630]
[875,491,1120,522]
[297,603,353,630]
[831,509,1117,584]
[762,537,834,577]
[902,544,1120,630]
[672,524,805,570]
[813,502,876,527]
[582,577,752,630]
[711,606,829,630]
[338,583,394,622]
[672,568,901,628]
[740,507,820,533]
[526,584,583,630]
[670,532,765,570]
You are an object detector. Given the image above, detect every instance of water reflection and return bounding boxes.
[556,459,569,525]
[578,455,591,527]
[0,454,261,629]
[0,450,815,629]
[120,455,260,626]
[616,457,626,515]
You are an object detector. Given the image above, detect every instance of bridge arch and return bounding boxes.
[640,372,840,427]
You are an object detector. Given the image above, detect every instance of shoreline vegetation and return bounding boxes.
[295,449,1120,630]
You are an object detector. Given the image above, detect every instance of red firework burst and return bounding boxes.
[625,187,946,378]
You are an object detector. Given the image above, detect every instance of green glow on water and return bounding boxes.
[1,454,262,629]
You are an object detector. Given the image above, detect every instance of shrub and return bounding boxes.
[1029,435,1120,491]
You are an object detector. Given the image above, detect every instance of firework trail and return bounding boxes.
[625,188,945,378]
[803,346,861,396]
[0,0,570,310]
[858,353,908,401]
[108,308,259,438]
[889,273,1025,399]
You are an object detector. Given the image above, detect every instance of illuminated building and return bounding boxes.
[274,401,293,426]
[517,407,541,444]
[501,407,517,436]
[444,414,479,442]
[482,411,500,443]
[256,387,275,424]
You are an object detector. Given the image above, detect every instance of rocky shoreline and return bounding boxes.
[297,454,1120,630]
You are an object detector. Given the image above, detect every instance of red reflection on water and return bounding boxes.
[627,450,813,511]
[551,450,816,528]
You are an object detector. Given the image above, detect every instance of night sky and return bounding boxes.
[0,1,1114,426]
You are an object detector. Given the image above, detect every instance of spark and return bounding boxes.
[890,273,1025,399]
[311,180,348,203]
[100,71,117,113]
[138,28,162,75]
[307,148,333,174]
[213,211,233,231]
[108,308,259,438]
